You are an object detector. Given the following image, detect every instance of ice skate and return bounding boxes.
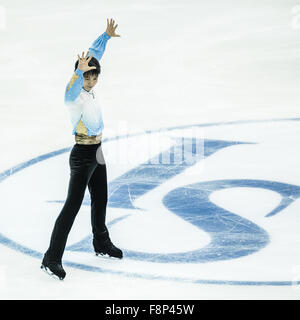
[93,228,123,259]
[41,256,66,280]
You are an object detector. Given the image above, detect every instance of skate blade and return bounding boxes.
[95,252,123,259]
[95,252,104,256]
[40,264,64,281]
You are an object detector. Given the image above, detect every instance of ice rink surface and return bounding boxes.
[1,0,300,299]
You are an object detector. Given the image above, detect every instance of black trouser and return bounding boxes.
[44,142,108,262]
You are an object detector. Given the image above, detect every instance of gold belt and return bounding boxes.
[75,133,102,145]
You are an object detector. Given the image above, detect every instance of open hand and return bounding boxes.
[105,18,120,37]
[77,51,96,72]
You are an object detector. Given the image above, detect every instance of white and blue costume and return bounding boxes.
[64,32,111,137]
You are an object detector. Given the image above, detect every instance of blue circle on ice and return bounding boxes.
[1,118,300,286]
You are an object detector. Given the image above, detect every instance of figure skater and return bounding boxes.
[41,18,122,280]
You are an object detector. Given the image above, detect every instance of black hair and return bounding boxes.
[74,56,101,77]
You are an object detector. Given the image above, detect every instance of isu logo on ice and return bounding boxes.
[0,119,300,286]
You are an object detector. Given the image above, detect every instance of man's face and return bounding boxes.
[83,74,98,91]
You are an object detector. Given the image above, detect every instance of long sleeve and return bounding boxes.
[89,32,111,61]
[64,68,84,103]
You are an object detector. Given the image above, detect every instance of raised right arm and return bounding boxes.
[64,52,96,104]
[64,68,84,104]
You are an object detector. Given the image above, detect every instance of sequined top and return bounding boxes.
[75,119,102,144]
